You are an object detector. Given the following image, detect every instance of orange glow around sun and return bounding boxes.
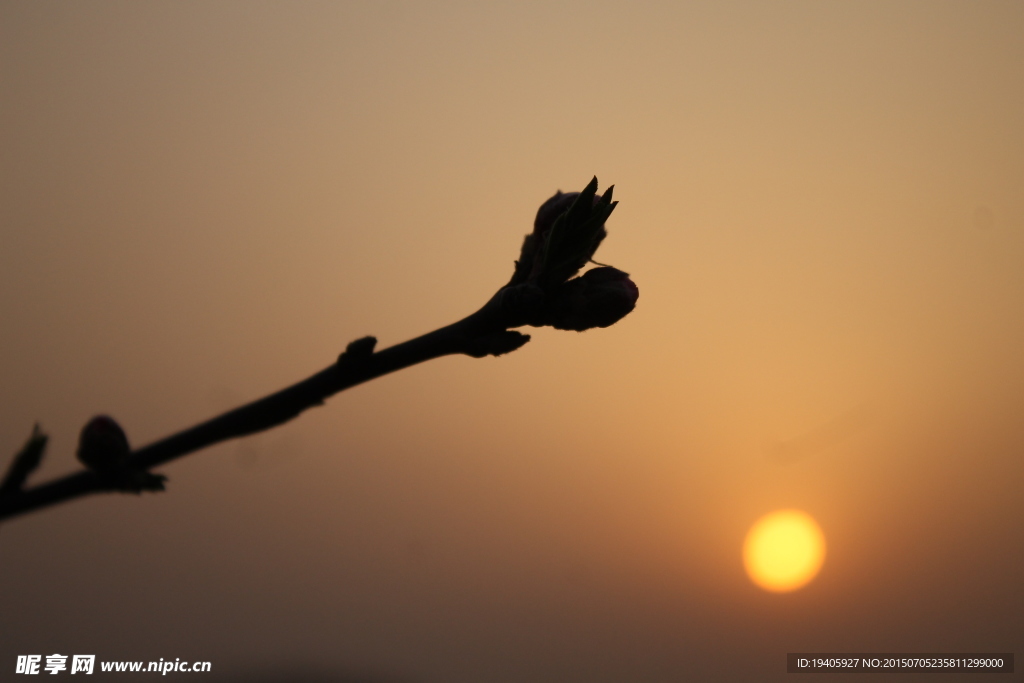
[743,510,826,593]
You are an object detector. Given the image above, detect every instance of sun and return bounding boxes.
[743,509,826,593]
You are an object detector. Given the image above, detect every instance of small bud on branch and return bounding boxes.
[77,416,167,493]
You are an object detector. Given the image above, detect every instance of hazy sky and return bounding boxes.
[2,2,1022,681]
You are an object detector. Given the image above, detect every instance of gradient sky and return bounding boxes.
[1,2,1022,681]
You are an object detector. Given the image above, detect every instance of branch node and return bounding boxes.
[465,331,531,358]
[338,336,377,364]
[104,469,168,494]
[495,284,545,327]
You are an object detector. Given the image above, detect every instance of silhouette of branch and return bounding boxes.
[0,178,638,522]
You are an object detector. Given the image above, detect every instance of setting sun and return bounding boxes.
[743,510,826,593]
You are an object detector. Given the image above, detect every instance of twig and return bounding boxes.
[0,305,520,520]
[1,424,47,494]
[0,178,638,522]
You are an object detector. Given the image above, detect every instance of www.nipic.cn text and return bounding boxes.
[16,655,212,675]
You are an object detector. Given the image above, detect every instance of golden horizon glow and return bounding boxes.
[743,510,826,593]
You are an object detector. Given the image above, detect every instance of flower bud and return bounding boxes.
[534,191,585,241]
[77,415,131,471]
[544,267,639,331]
[511,178,616,288]
[510,192,582,285]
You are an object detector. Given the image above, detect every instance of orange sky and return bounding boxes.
[1,2,1021,680]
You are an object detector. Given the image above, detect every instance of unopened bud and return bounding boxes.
[510,178,616,288]
[534,191,585,241]
[544,267,639,331]
[77,415,131,471]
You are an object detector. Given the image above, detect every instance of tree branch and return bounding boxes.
[0,303,519,521]
[0,177,638,523]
